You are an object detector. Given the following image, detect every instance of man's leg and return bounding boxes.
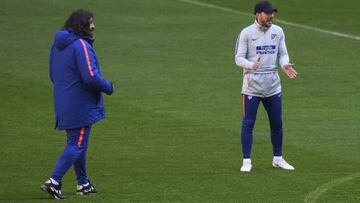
[51,127,89,183]
[241,95,261,158]
[41,127,88,199]
[73,126,91,185]
[262,93,294,170]
[262,93,283,156]
[73,126,98,195]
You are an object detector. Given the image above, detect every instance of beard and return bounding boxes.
[263,18,273,27]
[86,28,95,36]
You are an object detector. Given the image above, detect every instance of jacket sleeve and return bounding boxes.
[74,39,114,95]
[278,28,290,68]
[49,46,55,83]
[235,31,254,69]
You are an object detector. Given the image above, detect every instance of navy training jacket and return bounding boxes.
[50,29,113,130]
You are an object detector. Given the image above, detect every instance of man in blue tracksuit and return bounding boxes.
[41,9,114,199]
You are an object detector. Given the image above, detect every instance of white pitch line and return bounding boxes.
[304,172,360,203]
[178,0,360,41]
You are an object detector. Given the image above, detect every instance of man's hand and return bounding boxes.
[282,63,297,79]
[106,82,115,95]
[252,57,261,70]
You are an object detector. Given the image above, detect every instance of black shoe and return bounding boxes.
[40,179,65,200]
[76,181,97,195]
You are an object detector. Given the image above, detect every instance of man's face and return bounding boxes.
[88,17,95,35]
[256,12,274,27]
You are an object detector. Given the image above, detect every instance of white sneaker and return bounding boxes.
[272,157,295,170]
[240,159,252,172]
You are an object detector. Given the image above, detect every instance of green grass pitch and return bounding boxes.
[0,0,359,202]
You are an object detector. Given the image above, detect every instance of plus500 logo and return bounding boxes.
[256,45,276,54]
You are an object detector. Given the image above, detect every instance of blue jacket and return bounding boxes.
[50,29,113,130]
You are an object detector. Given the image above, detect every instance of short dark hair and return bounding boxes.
[64,9,93,37]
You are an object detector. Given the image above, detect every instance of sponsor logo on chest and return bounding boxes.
[256,45,276,54]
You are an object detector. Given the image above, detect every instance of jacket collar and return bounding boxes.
[254,19,271,32]
[81,35,95,46]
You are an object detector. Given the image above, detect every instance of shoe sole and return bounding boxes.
[40,185,65,200]
[76,191,97,196]
[272,162,295,170]
[240,166,253,172]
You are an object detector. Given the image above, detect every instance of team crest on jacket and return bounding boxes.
[271,34,278,41]
[247,96,253,100]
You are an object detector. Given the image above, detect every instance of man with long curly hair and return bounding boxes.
[41,9,114,199]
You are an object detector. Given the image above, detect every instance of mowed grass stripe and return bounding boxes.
[179,0,360,41]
